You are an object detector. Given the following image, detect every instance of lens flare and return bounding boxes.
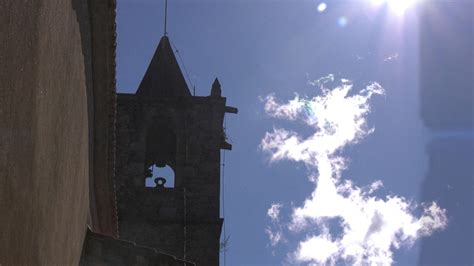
[338,16,348,27]
[372,0,417,15]
[317,2,327,13]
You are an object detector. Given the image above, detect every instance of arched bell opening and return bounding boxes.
[145,164,175,188]
[144,124,177,189]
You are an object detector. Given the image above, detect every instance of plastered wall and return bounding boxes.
[0,1,91,265]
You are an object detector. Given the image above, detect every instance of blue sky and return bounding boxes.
[116,1,473,265]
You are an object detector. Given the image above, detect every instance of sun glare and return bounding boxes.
[372,0,418,15]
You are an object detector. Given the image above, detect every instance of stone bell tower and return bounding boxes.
[114,35,237,265]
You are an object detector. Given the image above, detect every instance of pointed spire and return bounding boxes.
[136,36,191,97]
[210,78,222,97]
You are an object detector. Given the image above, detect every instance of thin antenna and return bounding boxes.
[164,0,168,36]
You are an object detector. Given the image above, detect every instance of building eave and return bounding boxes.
[87,0,118,238]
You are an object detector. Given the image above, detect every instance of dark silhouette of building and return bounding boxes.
[1,1,236,265]
[111,35,237,265]
[80,28,237,266]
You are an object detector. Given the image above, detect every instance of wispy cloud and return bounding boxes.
[261,76,447,265]
[383,53,399,62]
[266,203,285,247]
[268,203,283,222]
[266,227,284,247]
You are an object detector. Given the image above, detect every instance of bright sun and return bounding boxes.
[372,0,418,15]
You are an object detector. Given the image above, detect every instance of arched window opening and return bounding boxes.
[145,125,177,169]
[145,164,175,188]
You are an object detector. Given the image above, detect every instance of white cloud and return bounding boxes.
[266,203,285,246]
[268,203,283,222]
[261,77,447,265]
[296,234,339,264]
[263,94,305,121]
[307,73,335,87]
[266,227,284,247]
[368,180,384,194]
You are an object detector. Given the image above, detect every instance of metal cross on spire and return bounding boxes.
[164,0,168,36]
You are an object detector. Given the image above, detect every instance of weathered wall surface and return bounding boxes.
[0,0,91,265]
[115,95,227,265]
[80,230,195,266]
[86,0,118,238]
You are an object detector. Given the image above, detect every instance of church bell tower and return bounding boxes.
[114,35,237,265]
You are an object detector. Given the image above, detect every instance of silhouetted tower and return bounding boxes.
[114,35,237,265]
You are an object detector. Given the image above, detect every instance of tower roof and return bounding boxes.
[136,36,191,97]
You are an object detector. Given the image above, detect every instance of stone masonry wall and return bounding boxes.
[80,230,195,266]
[115,94,227,265]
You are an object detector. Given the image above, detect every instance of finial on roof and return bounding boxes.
[210,78,222,97]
